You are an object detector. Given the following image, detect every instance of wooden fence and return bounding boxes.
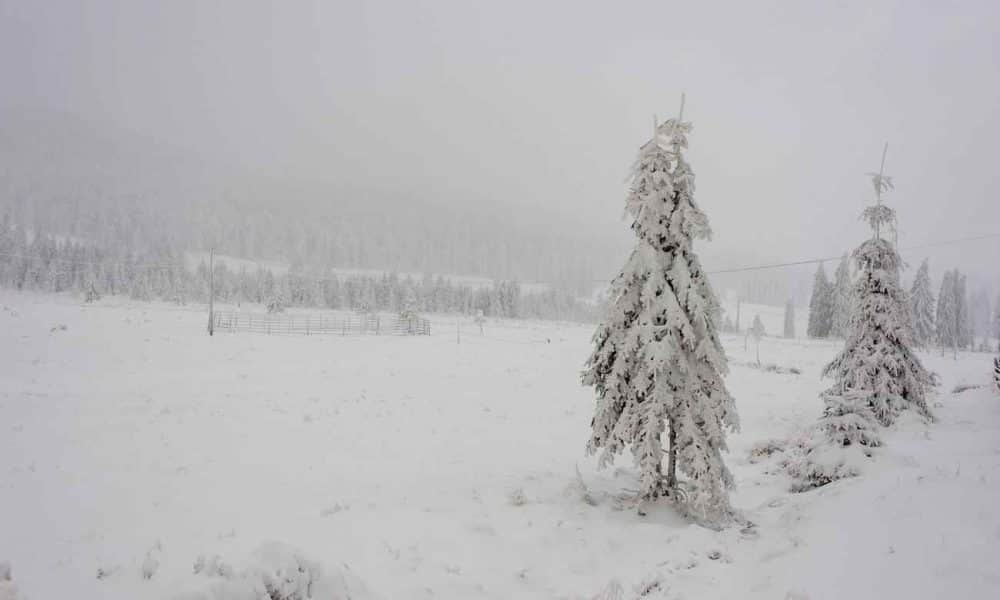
[212,311,430,336]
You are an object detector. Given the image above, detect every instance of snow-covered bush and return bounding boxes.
[507,487,528,506]
[0,562,22,600]
[993,356,1000,394]
[584,108,739,523]
[175,542,379,600]
[265,293,286,314]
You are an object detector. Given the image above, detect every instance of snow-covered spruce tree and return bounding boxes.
[584,111,738,519]
[806,264,833,338]
[936,270,958,355]
[791,148,933,490]
[993,292,1000,352]
[84,279,101,303]
[749,314,765,365]
[821,167,933,425]
[783,300,795,339]
[955,273,971,350]
[909,259,935,347]
[993,355,1000,394]
[830,253,853,338]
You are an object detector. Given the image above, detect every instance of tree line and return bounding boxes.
[0,218,599,322]
[805,253,999,352]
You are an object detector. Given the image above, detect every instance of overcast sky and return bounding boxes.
[2,0,998,279]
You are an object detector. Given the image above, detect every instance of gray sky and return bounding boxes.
[2,0,998,279]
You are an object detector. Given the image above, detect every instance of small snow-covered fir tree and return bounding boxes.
[822,157,933,425]
[806,264,833,338]
[909,259,935,347]
[993,355,1000,394]
[783,300,795,339]
[936,270,958,355]
[791,145,933,490]
[266,284,287,314]
[584,106,739,520]
[83,277,101,303]
[830,253,853,338]
[993,292,1000,352]
[955,273,971,350]
[749,314,765,365]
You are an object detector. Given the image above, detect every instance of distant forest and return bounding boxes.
[0,109,830,317]
[0,110,624,296]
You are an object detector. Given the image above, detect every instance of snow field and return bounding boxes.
[1,291,999,599]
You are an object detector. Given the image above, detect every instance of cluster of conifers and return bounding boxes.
[582,111,960,526]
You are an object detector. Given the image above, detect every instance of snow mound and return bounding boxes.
[173,542,379,600]
[787,442,871,492]
[0,562,23,600]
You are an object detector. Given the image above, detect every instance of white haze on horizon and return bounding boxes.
[1,0,998,290]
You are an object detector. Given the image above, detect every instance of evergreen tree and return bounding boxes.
[84,278,101,303]
[807,264,833,338]
[783,300,795,339]
[584,110,738,519]
[821,165,933,425]
[936,270,958,354]
[830,254,852,338]
[749,314,765,365]
[955,273,971,350]
[993,355,1000,394]
[993,292,1000,352]
[792,147,933,490]
[909,259,935,347]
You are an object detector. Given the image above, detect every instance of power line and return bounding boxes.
[706,232,1000,276]
[2,231,998,285]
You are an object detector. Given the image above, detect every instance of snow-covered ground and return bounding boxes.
[1,291,998,599]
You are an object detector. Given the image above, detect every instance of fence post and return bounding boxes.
[207,247,215,336]
[306,317,310,336]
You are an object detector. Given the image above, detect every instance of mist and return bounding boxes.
[5,3,1000,598]
[1,0,998,293]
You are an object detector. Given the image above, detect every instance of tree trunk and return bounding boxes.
[666,417,678,493]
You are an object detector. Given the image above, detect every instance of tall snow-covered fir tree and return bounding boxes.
[807,264,833,338]
[584,108,739,519]
[830,254,853,338]
[909,259,935,347]
[791,146,933,491]
[783,300,795,339]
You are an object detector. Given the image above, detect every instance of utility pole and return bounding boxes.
[207,247,215,336]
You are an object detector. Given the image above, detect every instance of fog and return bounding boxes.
[1,0,998,292]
